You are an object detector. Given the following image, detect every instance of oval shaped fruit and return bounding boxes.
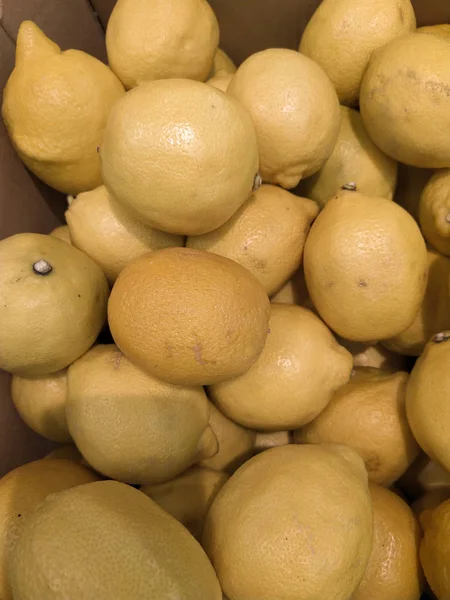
[187,184,319,296]
[353,484,424,600]
[383,249,450,356]
[0,458,98,600]
[46,445,85,464]
[360,32,450,169]
[106,0,219,88]
[199,403,256,473]
[336,337,408,370]
[203,444,373,600]
[299,0,416,106]
[208,304,352,430]
[270,267,310,305]
[9,480,222,600]
[420,498,450,600]
[141,467,229,540]
[108,248,270,386]
[419,169,450,256]
[211,48,236,75]
[295,368,420,486]
[49,226,71,245]
[100,79,259,235]
[66,186,183,284]
[2,21,124,194]
[299,106,398,208]
[206,69,233,92]
[253,430,291,453]
[417,24,450,39]
[0,233,109,376]
[406,331,450,472]
[66,345,216,485]
[303,190,428,341]
[11,370,70,443]
[228,48,340,188]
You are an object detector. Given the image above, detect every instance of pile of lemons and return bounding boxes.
[0,0,450,598]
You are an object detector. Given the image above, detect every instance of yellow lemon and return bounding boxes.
[9,481,222,600]
[66,344,217,485]
[100,79,259,235]
[11,370,70,443]
[106,0,219,88]
[384,249,450,356]
[49,226,71,245]
[206,69,234,92]
[203,444,373,600]
[406,331,450,473]
[419,169,450,256]
[187,184,319,296]
[295,368,420,486]
[108,248,270,386]
[303,190,428,341]
[420,498,450,600]
[0,233,108,376]
[208,304,352,430]
[2,21,124,194]
[299,106,397,208]
[141,467,229,540]
[300,0,416,106]
[199,403,256,473]
[353,484,424,600]
[0,458,98,600]
[66,186,183,284]
[211,48,236,75]
[360,32,450,168]
[228,48,340,188]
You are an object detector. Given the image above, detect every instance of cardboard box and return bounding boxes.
[0,0,448,480]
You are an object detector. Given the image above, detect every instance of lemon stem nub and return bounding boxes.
[253,173,262,192]
[341,182,357,191]
[33,260,53,275]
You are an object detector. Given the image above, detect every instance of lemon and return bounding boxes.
[66,345,217,485]
[9,481,222,599]
[108,248,270,386]
[100,79,259,235]
[203,444,373,600]
[0,233,108,376]
[11,370,70,443]
[228,48,340,188]
[106,0,219,88]
[187,184,318,296]
[2,21,124,194]
[66,186,183,284]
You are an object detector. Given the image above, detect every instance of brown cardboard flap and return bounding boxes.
[0,125,64,239]
[412,0,450,26]
[210,0,321,65]
[0,0,107,60]
[90,0,116,28]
